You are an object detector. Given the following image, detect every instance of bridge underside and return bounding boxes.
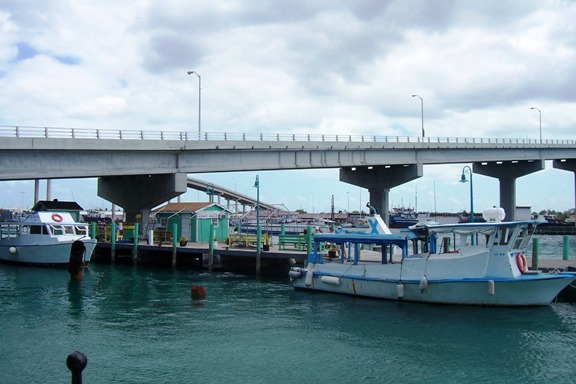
[553,159,576,209]
[474,160,545,221]
[98,173,187,228]
[340,164,423,224]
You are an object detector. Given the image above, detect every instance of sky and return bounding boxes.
[1,1,575,215]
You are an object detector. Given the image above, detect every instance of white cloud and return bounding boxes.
[1,1,575,213]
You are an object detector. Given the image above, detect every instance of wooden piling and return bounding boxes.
[532,237,539,270]
[111,222,116,264]
[172,223,178,267]
[132,223,139,264]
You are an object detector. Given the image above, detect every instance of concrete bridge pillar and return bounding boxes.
[340,164,423,224]
[98,173,188,235]
[553,159,576,209]
[473,160,545,221]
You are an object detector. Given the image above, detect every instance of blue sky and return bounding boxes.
[1,1,575,214]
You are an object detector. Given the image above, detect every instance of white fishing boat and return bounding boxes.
[288,209,576,306]
[0,212,97,266]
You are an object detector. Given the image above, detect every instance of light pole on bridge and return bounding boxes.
[530,107,542,143]
[187,71,201,139]
[412,94,425,137]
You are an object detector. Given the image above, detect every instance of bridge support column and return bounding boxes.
[340,164,423,224]
[98,173,188,236]
[553,159,576,209]
[474,160,545,221]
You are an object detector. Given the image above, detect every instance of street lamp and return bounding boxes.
[187,71,201,139]
[346,191,350,212]
[205,182,214,202]
[254,175,261,274]
[412,94,425,137]
[459,166,474,223]
[530,107,542,142]
[460,165,475,245]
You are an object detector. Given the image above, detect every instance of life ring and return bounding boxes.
[51,213,63,222]
[516,253,527,273]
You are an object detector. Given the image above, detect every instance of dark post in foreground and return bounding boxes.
[66,351,88,384]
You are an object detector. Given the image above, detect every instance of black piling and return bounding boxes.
[68,241,86,281]
[66,351,87,384]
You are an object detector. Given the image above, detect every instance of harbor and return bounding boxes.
[2,258,576,384]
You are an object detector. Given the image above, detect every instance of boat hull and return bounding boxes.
[291,267,576,306]
[0,239,97,266]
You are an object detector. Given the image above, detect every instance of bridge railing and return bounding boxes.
[1,124,574,145]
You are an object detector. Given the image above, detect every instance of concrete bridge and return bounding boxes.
[1,125,576,228]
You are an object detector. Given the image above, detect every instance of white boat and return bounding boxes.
[288,212,576,306]
[0,212,97,266]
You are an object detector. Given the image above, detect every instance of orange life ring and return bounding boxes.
[516,253,527,273]
[51,213,63,222]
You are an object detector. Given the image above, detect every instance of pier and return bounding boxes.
[92,241,307,272]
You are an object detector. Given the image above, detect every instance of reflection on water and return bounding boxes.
[1,254,576,383]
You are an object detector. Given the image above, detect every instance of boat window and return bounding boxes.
[29,225,43,235]
[51,225,64,235]
[75,225,87,235]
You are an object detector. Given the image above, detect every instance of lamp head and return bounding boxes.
[187,71,194,75]
[460,173,468,183]
[254,175,259,188]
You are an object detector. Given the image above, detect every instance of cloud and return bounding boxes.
[1,1,575,213]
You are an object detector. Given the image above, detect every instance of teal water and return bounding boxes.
[1,236,576,383]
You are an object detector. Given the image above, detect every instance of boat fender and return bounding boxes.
[419,275,428,294]
[320,276,340,286]
[288,267,303,280]
[396,284,404,299]
[488,280,495,296]
[516,253,528,273]
[304,264,314,287]
[9,246,17,254]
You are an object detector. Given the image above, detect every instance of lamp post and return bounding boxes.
[460,165,474,222]
[530,107,542,142]
[254,175,261,274]
[347,192,350,213]
[460,165,474,245]
[412,94,424,137]
[205,182,214,202]
[187,71,201,139]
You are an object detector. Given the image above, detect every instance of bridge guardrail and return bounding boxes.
[1,124,574,145]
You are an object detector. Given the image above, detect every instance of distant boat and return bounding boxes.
[0,212,97,266]
[289,211,576,306]
[389,207,419,228]
[233,217,334,235]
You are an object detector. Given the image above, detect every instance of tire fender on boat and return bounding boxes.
[516,253,527,273]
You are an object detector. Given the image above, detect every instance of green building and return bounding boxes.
[153,202,231,243]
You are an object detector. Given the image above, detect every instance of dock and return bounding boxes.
[93,241,307,272]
